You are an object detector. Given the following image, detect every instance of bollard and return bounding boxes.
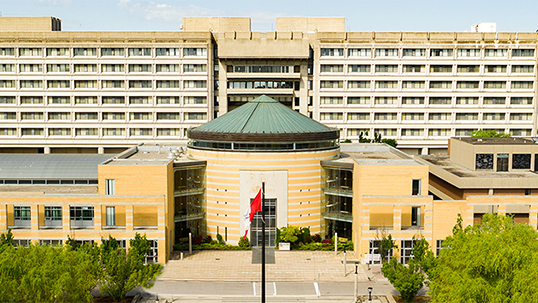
[189,233,192,254]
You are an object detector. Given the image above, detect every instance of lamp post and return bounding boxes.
[368,286,373,302]
[354,262,358,302]
[342,240,347,277]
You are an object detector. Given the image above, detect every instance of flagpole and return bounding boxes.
[261,181,266,303]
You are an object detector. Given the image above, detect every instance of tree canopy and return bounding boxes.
[471,129,510,137]
[430,214,538,303]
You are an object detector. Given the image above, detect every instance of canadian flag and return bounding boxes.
[243,188,262,239]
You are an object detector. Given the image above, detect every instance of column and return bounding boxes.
[62,204,70,230]
[393,207,402,231]
[31,204,39,230]
[421,147,429,155]
[98,146,105,154]
[94,204,101,231]
[529,204,538,229]
[126,205,133,231]
[44,146,51,154]
[0,204,7,230]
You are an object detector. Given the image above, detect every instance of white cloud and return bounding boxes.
[118,1,225,23]
[38,0,71,5]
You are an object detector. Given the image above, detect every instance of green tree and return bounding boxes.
[378,234,397,262]
[471,129,510,137]
[358,131,398,147]
[98,247,162,303]
[0,244,97,303]
[279,226,302,244]
[0,228,14,252]
[411,235,437,277]
[382,257,425,303]
[429,214,538,303]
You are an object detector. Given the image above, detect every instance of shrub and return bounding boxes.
[192,236,203,245]
[216,234,225,245]
[305,236,312,243]
[280,226,302,244]
[312,234,322,243]
[238,236,250,248]
[321,238,333,245]
[203,235,212,244]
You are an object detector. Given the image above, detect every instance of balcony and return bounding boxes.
[322,210,352,223]
[322,185,353,198]
[174,186,205,197]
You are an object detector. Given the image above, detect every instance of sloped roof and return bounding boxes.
[188,95,339,142]
[0,154,112,179]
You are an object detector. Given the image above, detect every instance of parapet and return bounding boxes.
[276,17,345,32]
[182,17,251,32]
[0,16,61,31]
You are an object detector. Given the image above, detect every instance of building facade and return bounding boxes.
[0,16,536,154]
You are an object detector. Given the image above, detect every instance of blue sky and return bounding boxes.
[1,0,537,32]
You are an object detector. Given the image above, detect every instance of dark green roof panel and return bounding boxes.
[193,95,333,134]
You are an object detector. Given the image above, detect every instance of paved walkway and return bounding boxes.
[158,250,370,282]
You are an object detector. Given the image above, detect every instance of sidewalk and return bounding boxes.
[158,250,370,282]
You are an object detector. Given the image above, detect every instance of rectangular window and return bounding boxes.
[347,81,370,89]
[347,128,370,137]
[513,154,531,169]
[403,49,425,57]
[485,65,507,73]
[74,80,98,88]
[510,97,533,105]
[128,48,151,56]
[20,80,42,88]
[129,128,152,136]
[46,48,69,56]
[476,154,494,169]
[75,128,98,136]
[183,64,207,73]
[102,64,125,72]
[320,112,343,120]
[402,97,424,105]
[48,128,71,136]
[484,49,507,57]
[429,113,451,121]
[156,112,180,120]
[401,129,424,136]
[430,49,453,57]
[484,81,506,89]
[102,97,124,104]
[157,128,181,136]
[375,81,398,89]
[183,80,206,89]
[47,80,69,88]
[374,48,398,57]
[0,112,16,120]
[75,112,98,120]
[510,113,532,121]
[456,81,479,89]
[129,80,152,88]
[46,64,70,73]
[320,48,343,56]
[375,97,398,105]
[455,129,477,136]
[70,206,94,227]
[457,49,480,57]
[19,48,42,56]
[402,81,425,89]
[412,180,421,195]
[157,96,181,104]
[156,64,179,73]
[348,65,370,73]
[375,128,397,136]
[403,65,425,73]
[129,96,152,104]
[0,128,16,136]
[401,240,414,264]
[21,112,44,120]
[429,128,451,136]
[512,81,534,89]
[105,206,116,226]
[510,129,532,136]
[44,206,62,227]
[48,112,71,120]
[0,64,14,72]
[74,64,97,73]
[320,97,343,105]
[483,97,506,105]
[512,49,534,57]
[347,113,370,120]
[430,65,452,73]
[14,206,31,227]
[402,113,424,121]
[130,112,152,120]
[457,65,480,73]
[375,65,398,73]
[19,64,43,72]
[348,97,370,105]
[128,64,152,73]
[105,179,115,195]
[101,48,124,56]
[512,65,534,73]
[21,128,44,136]
[40,239,63,246]
[429,97,451,105]
[183,48,207,57]
[456,97,478,105]
[320,65,343,73]
[456,113,478,120]
[374,113,398,120]
[430,81,452,89]
[348,48,370,57]
[156,80,180,88]
[184,112,207,120]
[102,80,124,88]
[156,48,180,56]
[0,48,14,56]
[102,128,125,136]
[320,81,343,89]
[73,48,96,56]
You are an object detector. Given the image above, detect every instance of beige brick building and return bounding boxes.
[0,16,536,155]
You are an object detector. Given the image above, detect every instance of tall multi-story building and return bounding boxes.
[0,16,536,155]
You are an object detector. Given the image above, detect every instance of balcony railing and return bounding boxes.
[321,210,353,223]
[322,186,353,197]
[174,186,204,197]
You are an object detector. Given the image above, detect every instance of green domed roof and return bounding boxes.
[188,95,339,143]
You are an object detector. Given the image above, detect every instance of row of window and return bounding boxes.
[345,128,532,137]
[0,95,207,105]
[320,112,532,121]
[0,47,207,57]
[0,63,207,73]
[320,80,534,90]
[320,96,534,106]
[321,64,534,74]
[1,112,205,121]
[322,48,535,58]
[0,127,196,137]
[0,80,207,89]
[476,153,535,170]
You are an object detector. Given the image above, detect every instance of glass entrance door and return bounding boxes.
[250,198,276,247]
[497,154,508,172]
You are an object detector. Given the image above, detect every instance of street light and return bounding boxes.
[368,286,373,302]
